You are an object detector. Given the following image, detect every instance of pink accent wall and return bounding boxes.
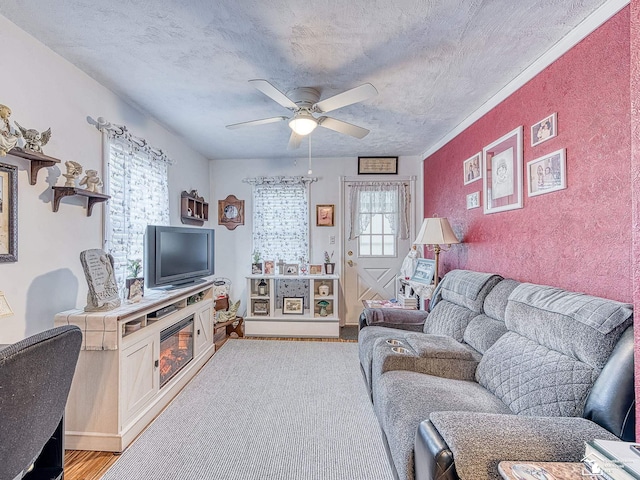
[630,0,640,442]
[423,8,631,303]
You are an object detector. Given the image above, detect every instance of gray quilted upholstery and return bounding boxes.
[476,332,598,416]
[423,301,476,341]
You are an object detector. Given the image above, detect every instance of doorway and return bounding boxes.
[341,177,416,324]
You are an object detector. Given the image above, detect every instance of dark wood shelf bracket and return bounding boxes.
[8,147,61,186]
[52,186,110,216]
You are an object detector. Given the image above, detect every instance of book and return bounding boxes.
[584,439,640,480]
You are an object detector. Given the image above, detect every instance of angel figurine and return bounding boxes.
[14,121,51,154]
[62,161,83,187]
[79,169,103,192]
[0,104,20,156]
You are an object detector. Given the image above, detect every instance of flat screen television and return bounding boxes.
[144,225,214,289]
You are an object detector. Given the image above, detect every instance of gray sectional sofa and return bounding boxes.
[358,270,635,480]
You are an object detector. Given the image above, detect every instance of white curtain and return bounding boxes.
[348,182,409,240]
[244,176,316,264]
[104,126,171,293]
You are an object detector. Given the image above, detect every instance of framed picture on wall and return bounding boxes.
[466,191,480,209]
[531,113,557,147]
[463,152,482,185]
[316,204,334,227]
[527,149,566,197]
[0,163,17,263]
[483,126,523,214]
[358,156,398,175]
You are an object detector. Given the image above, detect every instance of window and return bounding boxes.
[349,182,409,257]
[245,176,314,263]
[104,130,170,293]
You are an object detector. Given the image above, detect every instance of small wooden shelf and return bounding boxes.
[8,147,61,185]
[181,191,208,226]
[52,186,110,216]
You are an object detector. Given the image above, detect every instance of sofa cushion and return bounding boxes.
[375,370,511,480]
[429,270,503,314]
[506,283,633,369]
[463,279,519,354]
[423,301,477,341]
[476,331,599,416]
[476,283,633,417]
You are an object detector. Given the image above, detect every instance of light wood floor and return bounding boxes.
[64,332,358,480]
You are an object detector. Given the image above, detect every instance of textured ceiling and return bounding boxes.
[0,0,610,160]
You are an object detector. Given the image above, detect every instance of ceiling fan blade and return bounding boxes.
[287,131,303,150]
[314,83,378,114]
[317,117,370,139]
[249,79,299,110]
[226,116,288,129]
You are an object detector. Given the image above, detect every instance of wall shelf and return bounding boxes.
[8,147,61,185]
[181,190,209,226]
[52,186,110,216]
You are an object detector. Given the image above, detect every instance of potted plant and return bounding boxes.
[252,250,263,274]
[126,258,144,302]
[324,251,335,275]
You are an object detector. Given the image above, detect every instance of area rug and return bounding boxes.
[102,340,394,480]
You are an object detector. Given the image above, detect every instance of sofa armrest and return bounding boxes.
[362,308,430,330]
[415,412,619,480]
[372,336,481,383]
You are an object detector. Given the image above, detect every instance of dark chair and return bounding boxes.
[0,325,82,480]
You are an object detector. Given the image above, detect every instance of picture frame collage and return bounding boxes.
[463,112,566,214]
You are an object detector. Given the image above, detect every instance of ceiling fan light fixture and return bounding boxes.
[289,112,318,136]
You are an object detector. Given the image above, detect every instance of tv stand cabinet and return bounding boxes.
[54,281,215,452]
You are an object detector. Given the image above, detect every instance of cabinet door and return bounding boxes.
[120,335,158,428]
[194,304,213,356]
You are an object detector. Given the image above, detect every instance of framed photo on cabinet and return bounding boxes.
[483,126,523,214]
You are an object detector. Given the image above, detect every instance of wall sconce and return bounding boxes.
[414,217,460,287]
[0,291,14,318]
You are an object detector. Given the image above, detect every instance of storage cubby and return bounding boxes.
[180,190,209,226]
[245,274,339,337]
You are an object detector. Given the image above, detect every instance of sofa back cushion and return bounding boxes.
[424,270,502,341]
[463,279,519,354]
[476,283,632,417]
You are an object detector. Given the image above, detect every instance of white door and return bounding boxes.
[342,178,415,324]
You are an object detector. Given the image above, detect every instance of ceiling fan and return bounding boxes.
[226,79,378,149]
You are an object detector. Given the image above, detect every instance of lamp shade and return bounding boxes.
[289,112,318,136]
[414,217,460,246]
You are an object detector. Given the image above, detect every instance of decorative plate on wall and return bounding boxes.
[218,194,244,230]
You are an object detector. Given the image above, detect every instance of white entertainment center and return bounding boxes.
[54,281,215,452]
[244,274,340,338]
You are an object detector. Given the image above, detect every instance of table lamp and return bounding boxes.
[414,217,460,287]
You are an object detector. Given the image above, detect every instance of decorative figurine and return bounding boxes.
[62,160,83,187]
[79,169,103,192]
[14,121,51,154]
[0,104,20,156]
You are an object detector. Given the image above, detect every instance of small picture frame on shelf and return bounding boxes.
[283,297,304,314]
[253,299,269,315]
[411,259,436,285]
[264,260,275,275]
[284,264,299,275]
[309,264,322,275]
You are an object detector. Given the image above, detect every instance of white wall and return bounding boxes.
[0,15,211,342]
[210,154,422,316]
